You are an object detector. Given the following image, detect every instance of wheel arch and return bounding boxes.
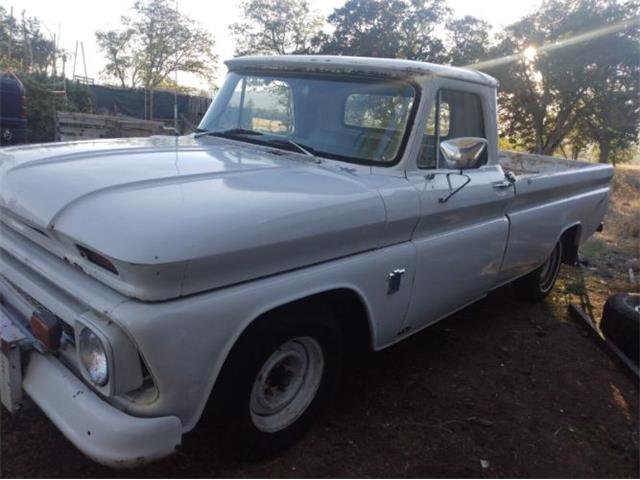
[200,286,375,424]
[233,287,375,357]
[558,222,583,265]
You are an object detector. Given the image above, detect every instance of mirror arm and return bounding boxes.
[439,170,471,203]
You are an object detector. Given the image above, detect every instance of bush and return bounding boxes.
[21,74,94,143]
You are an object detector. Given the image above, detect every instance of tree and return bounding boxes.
[580,85,639,165]
[0,6,58,74]
[95,0,218,90]
[230,0,324,55]
[95,29,136,88]
[563,128,593,160]
[573,44,639,164]
[318,0,450,62]
[446,16,492,66]
[489,0,639,157]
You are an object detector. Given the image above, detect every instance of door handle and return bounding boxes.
[492,180,513,190]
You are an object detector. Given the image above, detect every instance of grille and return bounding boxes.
[2,275,75,346]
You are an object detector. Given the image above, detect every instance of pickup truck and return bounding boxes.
[0,56,613,467]
[0,73,28,146]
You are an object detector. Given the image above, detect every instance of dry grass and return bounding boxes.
[563,164,640,336]
[580,164,640,297]
[602,164,640,252]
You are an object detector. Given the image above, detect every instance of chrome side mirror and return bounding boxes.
[439,137,488,170]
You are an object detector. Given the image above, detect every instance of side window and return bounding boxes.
[418,89,486,169]
[424,101,450,137]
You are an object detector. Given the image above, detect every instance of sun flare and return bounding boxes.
[523,46,537,61]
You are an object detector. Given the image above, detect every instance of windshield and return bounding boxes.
[198,72,417,164]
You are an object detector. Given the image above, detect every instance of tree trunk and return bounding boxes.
[559,145,570,159]
[598,141,611,165]
[541,144,557,156]
[572,149,581,161]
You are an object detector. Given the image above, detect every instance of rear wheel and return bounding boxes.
[513,240,563,302]
[211,304,342,458]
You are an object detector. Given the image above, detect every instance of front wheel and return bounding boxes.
[513,240,563,302]
[210,305,343,458]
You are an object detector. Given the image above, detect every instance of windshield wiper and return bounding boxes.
[196,128,322,163]
[194,127,264,138]
[262,138,320,162]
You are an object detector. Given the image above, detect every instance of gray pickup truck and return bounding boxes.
[0,55,613,467]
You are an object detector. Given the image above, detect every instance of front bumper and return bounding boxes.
[0,304,183,468]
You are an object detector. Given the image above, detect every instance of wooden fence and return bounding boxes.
[56,112,168,142]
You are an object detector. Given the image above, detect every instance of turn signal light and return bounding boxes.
[76,245,119,275]
[30,312,62,351]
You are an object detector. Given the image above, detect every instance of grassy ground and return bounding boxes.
[1,166,638,478]
[569,164,640,320]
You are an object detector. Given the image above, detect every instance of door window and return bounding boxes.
[418,89,486,169]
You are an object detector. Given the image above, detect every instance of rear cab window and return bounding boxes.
[344,93,414,130]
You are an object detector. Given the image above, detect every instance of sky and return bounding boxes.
[2,0,542,92]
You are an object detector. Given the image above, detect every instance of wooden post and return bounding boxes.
[52,33,57,77]
[8,7,13,61]
[72,41,78,78]
[81,42,88,79]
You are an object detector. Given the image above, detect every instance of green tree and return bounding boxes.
[0,6,58,74]
[20,74,93,143]
[230,0,324,55]
[95,0,218,90]
[447,16,492,66]
[574,50,639,164]
[489,0,639,157]
[563,128,593,160]
[318,0,450,62]
[95,29,137,88]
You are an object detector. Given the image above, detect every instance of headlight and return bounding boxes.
[78,328,109,385]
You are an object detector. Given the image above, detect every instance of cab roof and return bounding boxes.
[225,55,498,88]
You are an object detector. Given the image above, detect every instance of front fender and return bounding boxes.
[110,241,416,432]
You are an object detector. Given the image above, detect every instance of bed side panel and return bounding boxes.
[496,165,612,284]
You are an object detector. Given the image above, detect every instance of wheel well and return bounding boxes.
[205,289,373,421]
[560,224,582,265]
[253,289,373,352]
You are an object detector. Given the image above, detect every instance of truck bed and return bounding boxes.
[498,150,613,209]
[499,150,596,177]
[494,149,613,284]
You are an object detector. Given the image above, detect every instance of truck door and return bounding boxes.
[404,83,514,331]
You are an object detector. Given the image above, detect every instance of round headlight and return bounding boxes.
[78,328,109,385]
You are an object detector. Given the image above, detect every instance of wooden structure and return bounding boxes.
[55,112,167,142]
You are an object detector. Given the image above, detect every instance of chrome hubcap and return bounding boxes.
[250,336,324,433]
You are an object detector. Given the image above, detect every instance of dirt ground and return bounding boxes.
[1,167,638,478]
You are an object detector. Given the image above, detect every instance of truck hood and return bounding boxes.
[0,136,387,300]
